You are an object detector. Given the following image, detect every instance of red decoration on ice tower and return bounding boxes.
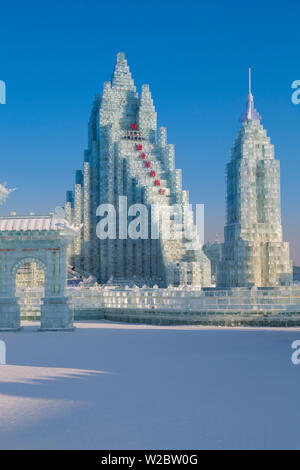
[141,153,146,159]
[155,180,160,186]
[150,170,156,177]
[159,188,165,194]
[136,144,142,151]
[145,161,151,168]
[131,123,137,130]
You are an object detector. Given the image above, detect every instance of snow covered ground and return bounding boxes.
[0,321,300,450]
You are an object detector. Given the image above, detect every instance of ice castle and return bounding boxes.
[1,57,300,330]
[65,52,211,287]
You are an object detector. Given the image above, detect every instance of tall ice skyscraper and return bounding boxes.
[65,53,211,287]
[217,70,292,287]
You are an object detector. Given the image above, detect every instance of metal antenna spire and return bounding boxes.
[240,67,261,122]
[249,67,251,94]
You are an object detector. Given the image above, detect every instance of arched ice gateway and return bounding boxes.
[0,214,81,331]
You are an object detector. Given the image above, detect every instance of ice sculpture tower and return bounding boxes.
[65,53,210,287]
[217,69,292,287]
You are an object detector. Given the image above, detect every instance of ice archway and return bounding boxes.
[0,214,80,331]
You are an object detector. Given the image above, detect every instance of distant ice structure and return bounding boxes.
[203,235,221,285]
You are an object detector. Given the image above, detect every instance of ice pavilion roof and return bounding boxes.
[0,215,72,232]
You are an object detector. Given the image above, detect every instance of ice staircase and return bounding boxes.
[125,140,210,286]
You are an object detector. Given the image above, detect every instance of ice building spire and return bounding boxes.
[138,84,157,142]
[65,53,211,287]
[111,52,136,91]
[240,68,261,122]
[217,71,292,287]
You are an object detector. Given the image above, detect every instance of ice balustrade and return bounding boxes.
[18,284,300,319]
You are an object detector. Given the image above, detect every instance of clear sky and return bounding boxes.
[0,0,300,262]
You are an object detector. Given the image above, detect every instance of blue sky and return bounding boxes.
[0,0,300,262]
